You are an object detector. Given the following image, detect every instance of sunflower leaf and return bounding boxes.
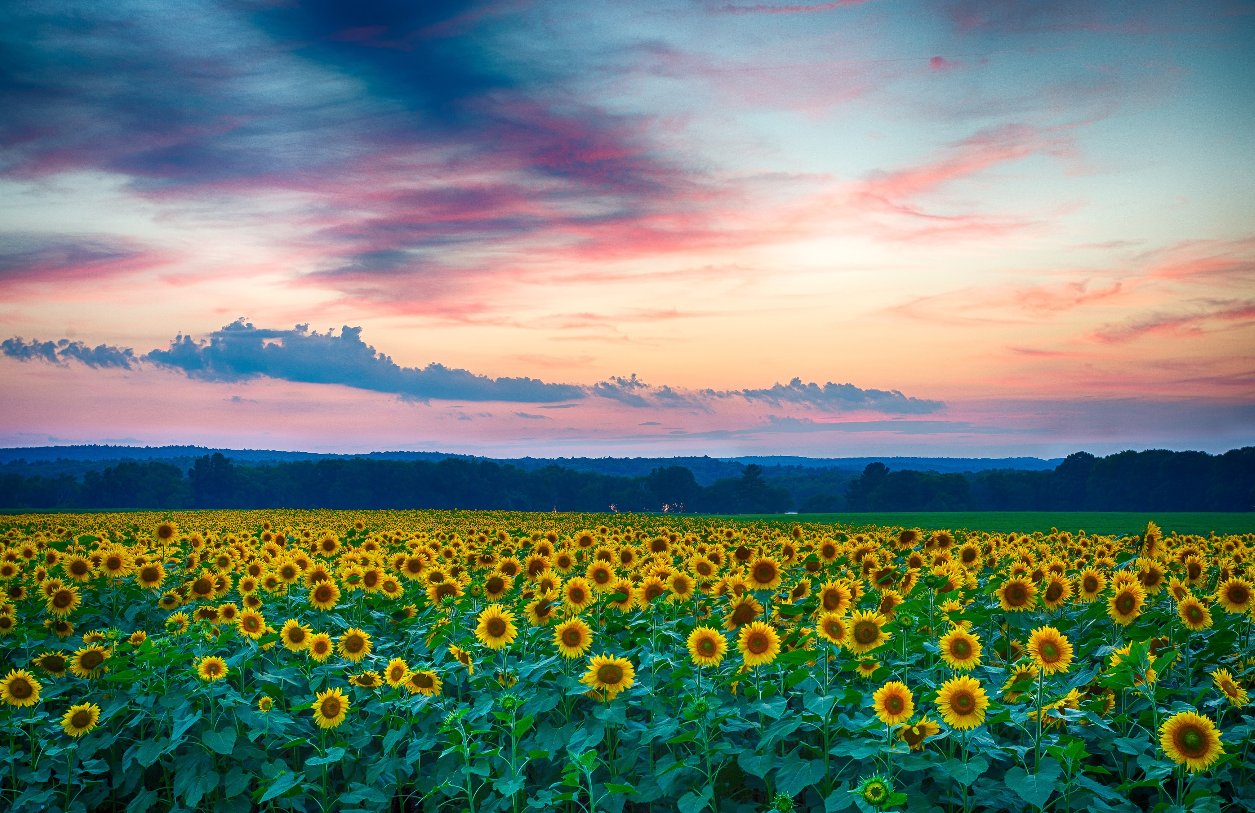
[203,728,237,756]
[1004,759,1061,810]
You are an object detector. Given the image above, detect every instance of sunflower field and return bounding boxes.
[0,511,1252,813]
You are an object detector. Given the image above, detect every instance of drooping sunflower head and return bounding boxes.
[350,671,382,689]
[846,610,890,655]
[1001,662,1039,702]
[1,669,41,707]
[70,645,109,679]
[872,680,915,727]
[1026,626,1073,675]
[686,626,727,668]
[737,621,781,668]
[581,654,635,701]
[33,651,68,677]
[475,604,518,650]
[938,626,982,671]
[899,717,941,750]
[1159,710,1224,772]
[554,617,594,659]
[311,688,349,729]
[338,628,373,662]
[935,675,989,730]
[406,669,443,697]
[61,702,102,737]
[1211,668,1249,707]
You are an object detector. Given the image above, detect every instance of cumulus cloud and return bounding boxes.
[4,322,945,414]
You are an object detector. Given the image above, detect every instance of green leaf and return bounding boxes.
[823,783,853,812]
[1004,759,1062,810]
[203,728,237,756]
[605,782,637,795]
[126,788,158,813]
[382,726,407,754]
[678,788,713,813]
[306,747,346,766]
[135,738,165,768]
[737,750,774,779]
[514,714,535,739]
[495,776,525,797]
[258,772,302,803]
[776,748,825,796]
[945,755,989,787]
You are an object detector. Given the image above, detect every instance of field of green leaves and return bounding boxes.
[0,511,1251,812]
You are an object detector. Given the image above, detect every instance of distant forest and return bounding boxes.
[1,447,1252,512]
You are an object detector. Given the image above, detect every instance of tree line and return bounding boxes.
[0,448,1251,512]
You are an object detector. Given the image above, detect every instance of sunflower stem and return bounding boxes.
[1033,667,1044,773]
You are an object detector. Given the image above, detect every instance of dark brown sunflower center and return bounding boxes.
[345,635,365,653]
[486,618,507,637]
[287,627,306,643]
[746,631,771,654]
[824,621,843,639]
[52,590,74,608]
[562,628,584,647]
[1186,606,1204,622]
[1005,583,1027,605]
[314,585,333,602]
[1227,584,1251,604]
[413,673,434,688]
[569,587,587,603]
[70,709,93,728]
[1116,593,1136,613]
[80,651,104,669]
[885,695,904,713]
[753,563,776,583]
[597,664,624,685]
[487,576,504,593]
[1176,727,1205,756]
[1040,642,1059,661]
[698,637,716,655]
[321,698,342,717]
[853,621,879,644]
[950,639,972,658]
[953,692,974,713]
[70,560,89,575]
[9,679,32,699]
[193,577,213,595]
[1083,576,1099,592]
[1045,583,1063,602]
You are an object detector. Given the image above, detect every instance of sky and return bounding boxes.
[2,0,1253,459]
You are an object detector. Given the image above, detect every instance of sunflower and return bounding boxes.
[449,645,475,675]
[257,695,274,712]
[935,675,989,730]
[237,609,266,640]
[815,612,847,647]
[1212,668,1249,706]
[196,656,228,682]
[1076,568,1106,602]
[337,628,372,662]
[1108,583,1146,626]
[405,670,443,697]
[817,580,852,614]
[308,633,334,662]
[687,626,727,668]
[1041,575,1073,610]
[1,669,41,707]
[997,577,1037,612]
[475,604,518,650]
[70,645,109,679]
[165,612,190,635]
[872,681,915,726]
[63,555,94,582]
[1216,578,1253,613]
[155,521,178,542]
[581,654,636,700]
[350,671,382,689]
[1026,626,1073,675]
[128,630,147,646]
[554,617,594,659]
[61,702,101,737]
[586,562,616,592]
[723,595,764,630]
[45,585,81,617]
[1001,662,1039,702]
[856,659,881,679]
[311,688,349,729]
[562,577,593,612]
[1159,711,1224,772]
[280,619,311,651]
[667,571,695,602]
[308,580,341,611]
[938,626,982,671]
[747,556,783,591]
[737,621,781,668]
[899,717,941,750]
[846,610,890,655]
[33,651,68,677]
[385,658,411,687]
[483,572,513,601]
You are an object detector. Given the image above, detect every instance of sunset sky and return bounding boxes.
[2,0,1253,458]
